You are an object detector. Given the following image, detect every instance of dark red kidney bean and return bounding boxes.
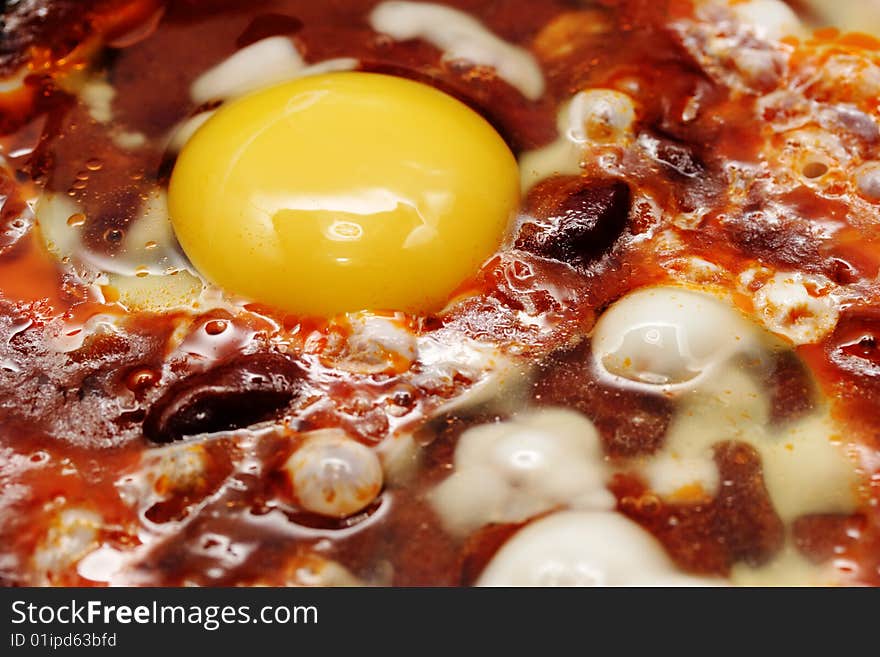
[516,177,631,267]
[143,352,304,443]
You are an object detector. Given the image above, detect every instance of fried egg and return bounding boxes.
[169,71,519,316]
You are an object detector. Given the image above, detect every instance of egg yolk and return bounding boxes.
[168,72,519,316]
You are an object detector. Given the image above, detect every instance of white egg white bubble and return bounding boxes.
[591,285,756,392]
[430,408,613,535]
[285,429,383,518]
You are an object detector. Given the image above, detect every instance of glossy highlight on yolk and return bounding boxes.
[168,72,519,316]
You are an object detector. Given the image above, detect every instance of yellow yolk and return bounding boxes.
[168,72,519,316]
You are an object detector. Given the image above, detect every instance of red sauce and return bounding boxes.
[0,0,879,586]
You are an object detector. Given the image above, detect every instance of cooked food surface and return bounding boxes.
[169,71,519,316]
[0,0,879,586]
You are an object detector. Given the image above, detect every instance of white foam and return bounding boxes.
[80,78,115,123]
[414,331,527,416]
[32,508,102,583]
[328,312,417,374]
